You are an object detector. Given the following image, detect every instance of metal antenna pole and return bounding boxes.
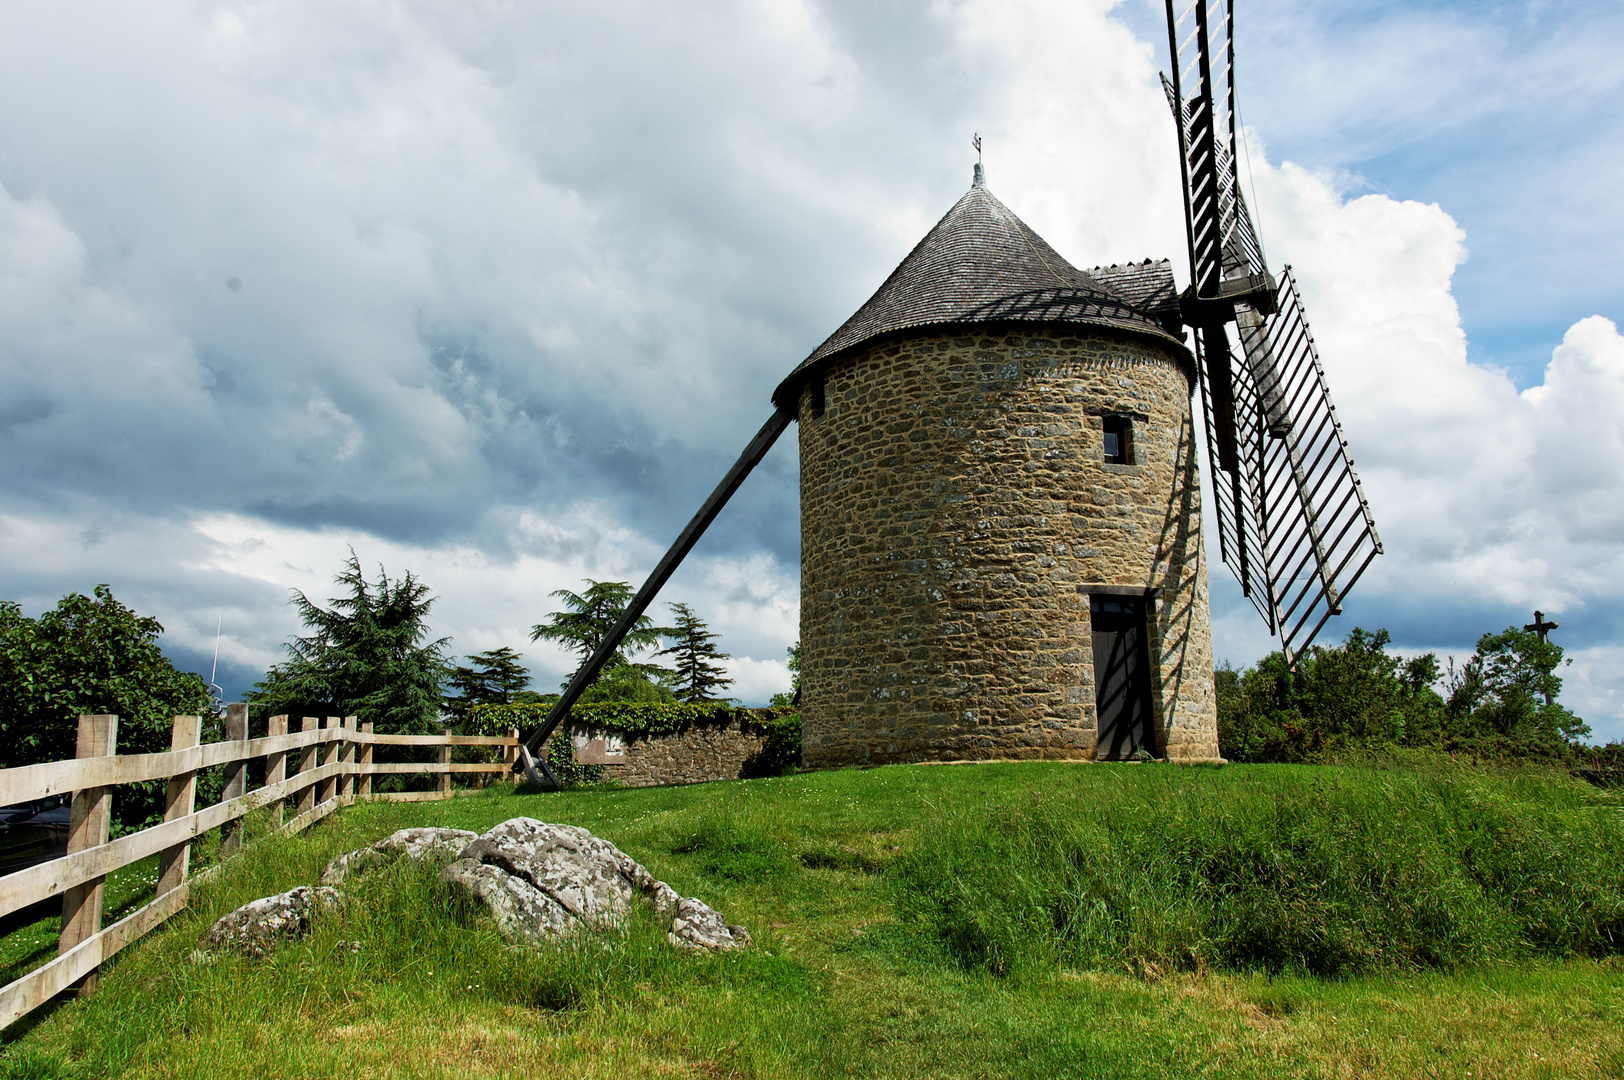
[208,613,225,715]
[516,407,794,787]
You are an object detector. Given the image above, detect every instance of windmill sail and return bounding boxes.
[1163,0,1381,661]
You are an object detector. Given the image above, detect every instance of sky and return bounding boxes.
[0,0,1619,738]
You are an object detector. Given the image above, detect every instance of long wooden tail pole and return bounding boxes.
[516,408,794,786]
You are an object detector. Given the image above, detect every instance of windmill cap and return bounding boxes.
[773,176,1191,411]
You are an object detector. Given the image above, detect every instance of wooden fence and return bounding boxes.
[0,704,520,1031]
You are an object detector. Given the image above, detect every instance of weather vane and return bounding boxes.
[972,132,982,163]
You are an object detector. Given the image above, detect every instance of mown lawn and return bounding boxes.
[2,761,1622,1079]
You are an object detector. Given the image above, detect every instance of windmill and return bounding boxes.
[512,0,1379,783]
[1161,0,1382,663]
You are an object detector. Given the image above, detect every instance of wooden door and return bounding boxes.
[1090,594,1154,759]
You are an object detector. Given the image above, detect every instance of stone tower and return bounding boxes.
[775,169,1221,766]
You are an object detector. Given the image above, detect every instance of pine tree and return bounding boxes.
[658,602,733,704]
[444,646,531,724]
[250,552,449,734]
[529,579,672,690]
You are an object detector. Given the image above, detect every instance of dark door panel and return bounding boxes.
[1091,595,1154,759]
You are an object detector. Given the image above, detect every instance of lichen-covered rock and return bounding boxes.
[448,817,748,952]
[457,819,653,928]
[668,895,752,953]
[439,858,573,946]
[200,886,344,957]
[320,827,478,885]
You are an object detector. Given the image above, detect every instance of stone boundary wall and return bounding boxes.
[568,710,780,788]
[796,326,1219,767]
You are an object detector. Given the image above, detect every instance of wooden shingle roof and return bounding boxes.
[774,171,1190,409]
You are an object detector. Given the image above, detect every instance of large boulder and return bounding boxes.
[321,827,478,885]
[200,885,344,957]
[440,817,750,952]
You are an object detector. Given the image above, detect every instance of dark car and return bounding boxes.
[0,796,70,877]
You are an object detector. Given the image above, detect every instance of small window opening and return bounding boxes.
[809,377,826,419]
[1102,415,1133,465]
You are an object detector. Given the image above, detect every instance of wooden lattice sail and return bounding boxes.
[1163,0,1381,662]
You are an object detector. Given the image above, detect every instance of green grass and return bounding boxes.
[894,761,1624,976]
[1,762,1622,1078]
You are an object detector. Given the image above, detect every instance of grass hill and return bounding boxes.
[4,759,1623,1079]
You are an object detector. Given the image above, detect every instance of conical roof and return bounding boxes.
[774,170,1189,410]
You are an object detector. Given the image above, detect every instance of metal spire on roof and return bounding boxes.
[972,132,984,186]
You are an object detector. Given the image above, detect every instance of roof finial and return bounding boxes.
[972,133,984,186]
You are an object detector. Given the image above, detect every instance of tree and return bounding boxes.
[577,664,677,705]
[1447,626,1588,748]
[770,641,802,708]
[250,553,448,734]
[443,647,531,725]
[658,602,734,703]
[529,579,671,688]
[0,586,214,769]
[1214,627,1446,762]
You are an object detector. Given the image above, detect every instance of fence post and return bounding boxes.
[298,717,318,816]
[438,730,452,799]
[359,722,374,797]
[508,728,520,785]
[321,717,340,805]
[157,715,201,897]
[339,716,356,799]
[220,703,249,856]
[59,713,117,993]
[265,715,288,830]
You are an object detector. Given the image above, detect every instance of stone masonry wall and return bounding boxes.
[796,326,1219,766]
[570,713,776,788]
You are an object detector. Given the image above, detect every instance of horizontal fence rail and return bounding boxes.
[0,709,521,1031]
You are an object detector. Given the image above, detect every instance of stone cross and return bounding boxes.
[1524,610,1558,644]
[1523,610,1559,706]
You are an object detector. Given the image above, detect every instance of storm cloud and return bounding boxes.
[0,0,1619,734]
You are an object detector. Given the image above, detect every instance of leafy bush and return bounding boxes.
[745,711,802,777]
[892,764,1624,977]
[0,586,215,769]
[1216,625,1590,770]
[0,586,215,831]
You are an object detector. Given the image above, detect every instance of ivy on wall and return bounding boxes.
[464,700,794,739]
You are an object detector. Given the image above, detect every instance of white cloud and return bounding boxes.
[1199,132,1624,740]
[0,0,1617,740]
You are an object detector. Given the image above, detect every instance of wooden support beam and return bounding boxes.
[520,407,793,769]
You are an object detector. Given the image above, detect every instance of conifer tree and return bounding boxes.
[529,580,665,667]
[658,602,733,703]
[529,579,675,695]
[250,552,449,734]
[444,646,531,724]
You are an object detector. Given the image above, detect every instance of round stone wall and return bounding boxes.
[796,326,1220,766]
